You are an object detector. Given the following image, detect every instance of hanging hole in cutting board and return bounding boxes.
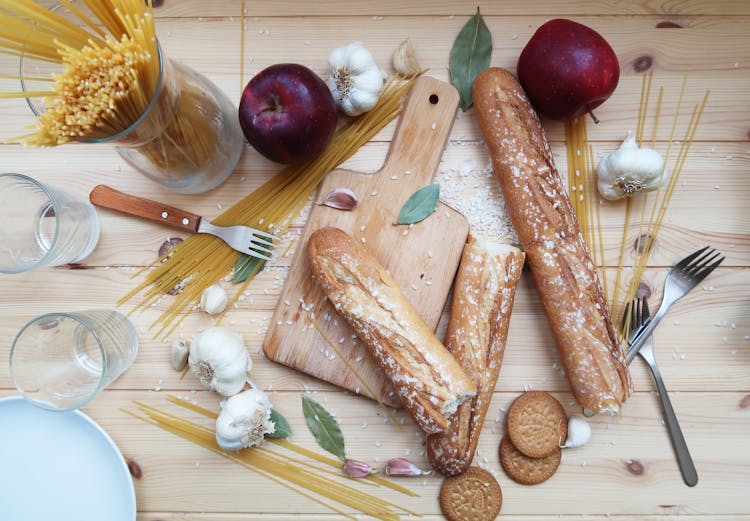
[429,94,439,104]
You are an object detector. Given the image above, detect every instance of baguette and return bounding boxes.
[426,236,525,475]
[307,226,477,435]
[472,68,631,414]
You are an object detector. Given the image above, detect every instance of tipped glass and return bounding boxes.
[10,310,139,411]
[0,173,100,274]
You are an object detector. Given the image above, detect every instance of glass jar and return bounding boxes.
[23,43,244,194]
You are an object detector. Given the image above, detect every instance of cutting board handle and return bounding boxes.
[381,76,460,184]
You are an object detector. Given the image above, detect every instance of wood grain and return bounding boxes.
[264,77,468,405]
[0,2,748,520]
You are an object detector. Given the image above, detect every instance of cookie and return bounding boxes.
[506,390,567,458]
[439,466,502,521]
[499,435,561,485]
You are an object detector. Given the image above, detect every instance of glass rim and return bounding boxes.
[18,1,166,145]
[0,173,61,274]
[9,311,108,412]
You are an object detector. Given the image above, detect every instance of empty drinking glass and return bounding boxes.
[0,173,100,273]
[10,310,139,411]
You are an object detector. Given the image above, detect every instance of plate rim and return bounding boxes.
[0,395,137,521]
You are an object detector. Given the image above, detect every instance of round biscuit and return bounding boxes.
[439,466,502,521]
[506,390,567,458]
[499,434,561,485]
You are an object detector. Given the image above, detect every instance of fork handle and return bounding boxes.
[90,185,201,233]
[643,354,699,487]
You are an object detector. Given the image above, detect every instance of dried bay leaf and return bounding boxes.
[233,248,268,283]
[266,409,292,439]
[302,396,346,461]
[449,8,492,111]
[397,184,440,225]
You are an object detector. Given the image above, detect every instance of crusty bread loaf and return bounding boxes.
[307,226,477,435]
[472,67,631,414]
[426,236,525,475]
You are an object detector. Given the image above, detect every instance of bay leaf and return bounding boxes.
[301,396,346,461]
[265,409,292,439]
[397,184,440,225]
[233,252,267,283]
[449,8,493,111]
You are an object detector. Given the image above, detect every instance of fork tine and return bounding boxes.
[685,250,721,277]
[248,242,273,255]
[674,246,709,270]
[250,235,274,248]
[642,297,650,320]
[691,255,725,284]
[246,247,272,261]
[252,229,279,241]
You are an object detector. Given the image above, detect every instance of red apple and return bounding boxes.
[239,64,337,164]
[517,19,619,122]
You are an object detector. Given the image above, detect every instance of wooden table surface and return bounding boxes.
[1,1,749,520]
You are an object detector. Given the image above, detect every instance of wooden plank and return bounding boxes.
[1,16,749,142]
[137,516,750,521]
[1,389,748,516]
[1,267,746,393]
[0,141,744,268]
[146,0,750,17]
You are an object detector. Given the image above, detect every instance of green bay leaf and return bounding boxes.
[397,184,440,225]
[301,396,346,461]
[449,7,493,111]
[265,409,292,439]
[233,252,267,283]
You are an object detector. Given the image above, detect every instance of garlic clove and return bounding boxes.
[392,39,421,77]
[322,188,358,210]
[343,459,375,478]
[170,340,189,372]
[385,457,431,476]
[200,283,228,315]
[560,414,592,448]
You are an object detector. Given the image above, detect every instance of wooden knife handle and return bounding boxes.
[89,185,201,233]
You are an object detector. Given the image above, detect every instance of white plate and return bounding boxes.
[0,396,136,521]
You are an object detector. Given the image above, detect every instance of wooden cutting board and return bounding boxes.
[263,77,469,407]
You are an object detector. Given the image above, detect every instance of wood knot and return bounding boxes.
[635,281,652,299]
[625,459,645,475]
[633,233,655,255]
[127,459,143,479]
[656,21,683,28]
[633,56,654,73]
[150,0,166,7]
[739,394,750,409]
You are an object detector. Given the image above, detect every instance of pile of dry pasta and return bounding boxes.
[0,0,159,145]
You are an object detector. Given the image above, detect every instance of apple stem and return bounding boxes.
[586,105,600,124]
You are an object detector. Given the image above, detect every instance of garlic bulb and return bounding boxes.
[597,131,665,200]
[170,340,189,372]
[200,283,228,315]
[215,388,275,451]
[327,41,383,117]
[189,327,252,396]
[392,39,421,77]
[560,415,592,448]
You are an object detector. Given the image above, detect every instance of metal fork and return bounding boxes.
[626,246,724,364]
[89,185,277,261]
[629,297,698,487]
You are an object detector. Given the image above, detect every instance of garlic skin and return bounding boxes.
[342,459,374,478]
[392,39,421,77]
[215,388,275,451]
[597,131,665,200]
[385,457,431,476]
[200,284,228,315]
[189,327,252,396]
[170,340,189,372]
[560,415,592,448]
[327,41,383,117]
